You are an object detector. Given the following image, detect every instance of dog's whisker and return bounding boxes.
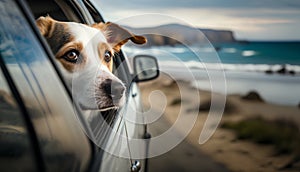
[93,111,118,143]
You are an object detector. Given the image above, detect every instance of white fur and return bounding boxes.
[63,22,125,110]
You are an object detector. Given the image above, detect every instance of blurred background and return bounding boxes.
[94,0,300,171]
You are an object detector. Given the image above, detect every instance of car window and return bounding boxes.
[0,68,38,172]
[27,0,82,22]
[26,3,141,171]
[0,0,91,171]
[26,0,124,142]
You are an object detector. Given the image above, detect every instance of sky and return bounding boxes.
[92,0,300,41]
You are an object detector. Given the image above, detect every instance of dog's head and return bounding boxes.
[36,16,146,111]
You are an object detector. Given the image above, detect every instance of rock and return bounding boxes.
[186,99,236,114]
[276,65,287,74]
[198,100,211,111]
[214,46,221,51]
[201,29,235,43]
[289,70,295,75]
[265,69,273,74]
[125,24,236,47]
[241,91,264,102]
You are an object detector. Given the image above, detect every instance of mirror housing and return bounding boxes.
[133,55,159,82]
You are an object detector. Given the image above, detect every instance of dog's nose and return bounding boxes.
[102,79,125,99]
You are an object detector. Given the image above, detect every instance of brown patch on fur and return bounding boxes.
[92,22,147,52]
[36,16,55,37]
[98,43,114,71]
[56,42,83,58]
[47,22,74,55]
[36,16,75,55]
[91,22,106,30]
[36,16,86,73]
[56,42,86,72]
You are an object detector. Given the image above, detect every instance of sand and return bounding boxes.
[139,74,300,172]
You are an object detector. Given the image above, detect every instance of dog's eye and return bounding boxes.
[104,51,112,63]
[63,50,79,63]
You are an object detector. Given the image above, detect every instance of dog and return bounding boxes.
[36,16,146,111]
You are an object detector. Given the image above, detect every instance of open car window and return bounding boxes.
[24,1,148,172]
[27,0,132,89]
[26,0,133,144]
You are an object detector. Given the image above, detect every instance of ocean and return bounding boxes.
[213,42,300,65]
[123,42,300,106]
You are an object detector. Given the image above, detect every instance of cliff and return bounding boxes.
[125,24,236,47]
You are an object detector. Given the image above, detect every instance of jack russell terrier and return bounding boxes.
[36,16,146,111]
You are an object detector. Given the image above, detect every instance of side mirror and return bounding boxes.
[133,55,159,82]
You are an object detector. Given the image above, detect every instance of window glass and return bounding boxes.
[0,68,37,172]
[0,0,91,171]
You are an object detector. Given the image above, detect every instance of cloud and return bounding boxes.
[110,8,296,27]
[91,0,300,40]
[94,0,300,10]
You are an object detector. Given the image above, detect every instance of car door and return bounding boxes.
[0,0,92,171]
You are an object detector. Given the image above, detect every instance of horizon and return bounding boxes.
[92,0,300,41]
[124,23,300,42]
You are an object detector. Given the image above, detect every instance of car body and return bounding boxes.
[0,0,158,171]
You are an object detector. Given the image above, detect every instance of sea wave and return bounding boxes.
[242,50,256,57]
[158,61,300,74]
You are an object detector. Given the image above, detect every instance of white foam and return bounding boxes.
[123,46,300,74]
[242,50,256,57]
[159,61,300,74]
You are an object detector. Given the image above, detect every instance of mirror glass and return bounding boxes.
[134,55,159,82]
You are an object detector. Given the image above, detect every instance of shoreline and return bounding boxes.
[158,66,300,106]
[140,74,300,172]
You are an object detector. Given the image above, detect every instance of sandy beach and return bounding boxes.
[140,73,300,172]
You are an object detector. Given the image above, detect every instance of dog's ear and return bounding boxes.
[92,22,146,52]
[36,16,55,37]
